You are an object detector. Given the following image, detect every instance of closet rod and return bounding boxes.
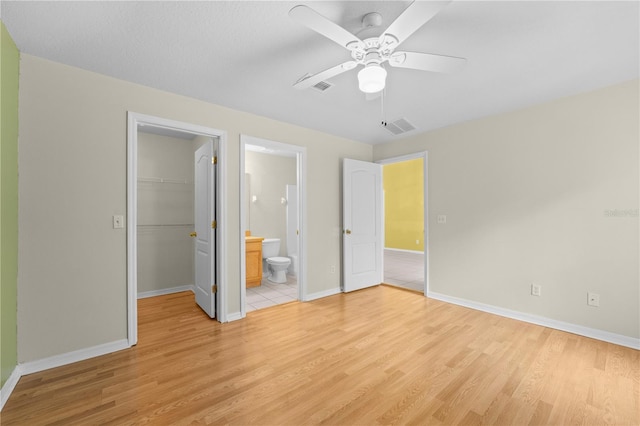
[138,176,193,185]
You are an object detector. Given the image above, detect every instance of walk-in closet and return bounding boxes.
[136,128,212,297]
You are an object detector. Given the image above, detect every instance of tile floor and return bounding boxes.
[383,249,425,292]
[246,275,298,312]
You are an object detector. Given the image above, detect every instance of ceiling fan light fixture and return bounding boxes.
[358,64,387,93]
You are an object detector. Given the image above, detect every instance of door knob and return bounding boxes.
[190,232,197,238]
[345,229,352,235]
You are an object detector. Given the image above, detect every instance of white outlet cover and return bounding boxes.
[113,215,124,229]
[531,284,541,296]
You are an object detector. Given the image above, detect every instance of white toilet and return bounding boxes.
[262,238,291,284]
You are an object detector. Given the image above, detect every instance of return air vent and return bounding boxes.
[311,80,333,92]
[380,117,417,136]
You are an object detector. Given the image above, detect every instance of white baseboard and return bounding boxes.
[427,291,640,350]
[0,366,21,411]
[19,339,130,376]
[137,284,194,299]
[304,287,341,302]
[0,339,130,412]
[384,248,424,254]
[226,311,243,322]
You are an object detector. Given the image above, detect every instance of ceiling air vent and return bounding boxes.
[311,80,333,92]
[381,117,416,136]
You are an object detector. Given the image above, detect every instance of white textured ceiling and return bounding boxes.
[2,1,638,145]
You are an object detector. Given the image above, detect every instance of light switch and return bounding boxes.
[113,215,124,229]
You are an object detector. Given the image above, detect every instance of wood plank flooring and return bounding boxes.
[2,286,638,425]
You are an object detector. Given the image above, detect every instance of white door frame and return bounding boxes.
[376,151,429,296]
[239,135,307,317]
[127,112,227,346]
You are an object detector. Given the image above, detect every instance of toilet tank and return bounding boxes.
[262,238,280,258]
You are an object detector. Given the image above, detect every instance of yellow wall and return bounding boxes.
[383,158,424,251]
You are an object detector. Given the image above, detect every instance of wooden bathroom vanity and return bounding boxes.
[245,232,264,287]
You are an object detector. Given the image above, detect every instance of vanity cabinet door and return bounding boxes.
[246,240,263,287]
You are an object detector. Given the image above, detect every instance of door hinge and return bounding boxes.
[211,220,217,229]
[212,284,217,293]
[212,156,217,165]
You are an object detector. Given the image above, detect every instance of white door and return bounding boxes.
[194,141,216,318]
[343,158,383,292]
[286,184,298,274]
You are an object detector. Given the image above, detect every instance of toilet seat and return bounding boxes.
[267,257,290,265]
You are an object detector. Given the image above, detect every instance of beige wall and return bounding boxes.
[18,51,636,364]
[374,79,639,339]
[17,54,372,363]
[245,151,296,256]
[137,132,195,294]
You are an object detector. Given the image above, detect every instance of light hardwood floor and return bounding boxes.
[3,287,638,425]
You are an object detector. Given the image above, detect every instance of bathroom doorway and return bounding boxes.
[377,152,428,295]
[240,135,306,316]
[127,112,227,346]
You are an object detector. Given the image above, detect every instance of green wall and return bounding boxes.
[383,158,424,251]
[1,21,20,388]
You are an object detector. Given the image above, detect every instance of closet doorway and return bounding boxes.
[127,113,227,346]
[377,152,428,294]
[239,135,306,316]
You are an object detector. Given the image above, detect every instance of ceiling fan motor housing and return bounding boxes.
[350,35,399,66]
[364,50,382,66]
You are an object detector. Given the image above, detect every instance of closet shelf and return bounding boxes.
[137,224,194,227]
[138,176,193,185]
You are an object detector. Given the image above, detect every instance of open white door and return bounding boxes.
[343,158,383,292]
[286,184,298,275]
[194,141,216,318]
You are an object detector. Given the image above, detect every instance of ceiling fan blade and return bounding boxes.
[381,1,451,47]
[289,5,364,51]
[293,61,358,90]
[389,51,466,73]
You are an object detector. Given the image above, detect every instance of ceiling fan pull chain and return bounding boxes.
[380,89,386,126]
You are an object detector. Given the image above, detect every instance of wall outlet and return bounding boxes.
[329,265,335,274]
[587,292,600,307]
[531,283,541,297]
[437,215,447,224]
[113,215,124,229]
[416,239,420,245]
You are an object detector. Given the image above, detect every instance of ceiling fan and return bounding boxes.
[289,1,466,94]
